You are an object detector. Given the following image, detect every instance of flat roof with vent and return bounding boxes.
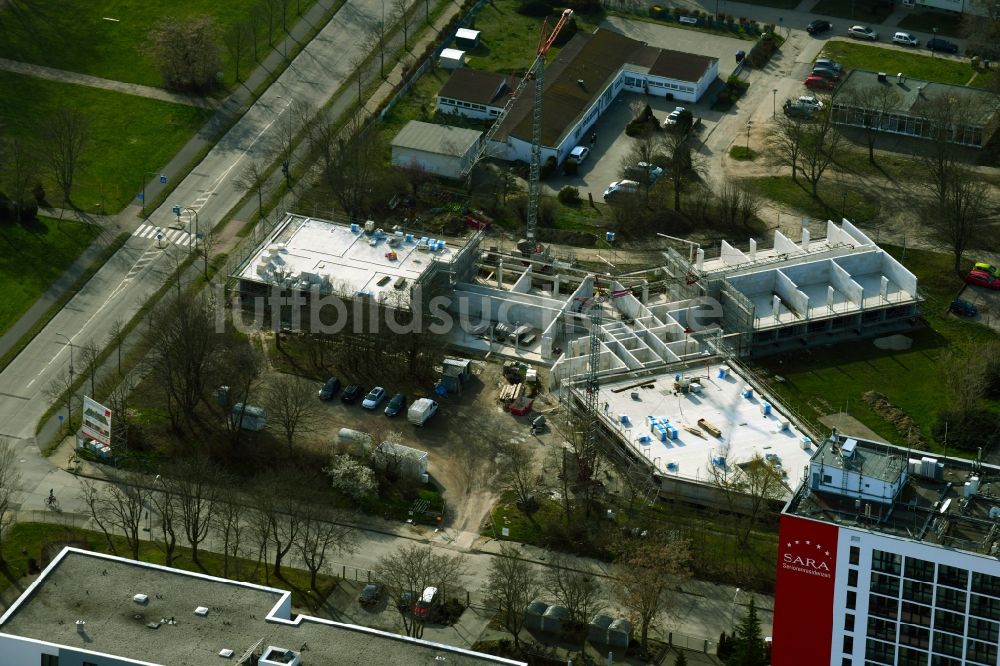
[235,213,462,308]
[0,548,526,666]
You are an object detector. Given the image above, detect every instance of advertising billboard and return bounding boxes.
[771,513,839,666]
[81,396,112,446]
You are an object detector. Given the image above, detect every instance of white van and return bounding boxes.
[892,31,919,46]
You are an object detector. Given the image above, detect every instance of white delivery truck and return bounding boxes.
[408,398,439,426]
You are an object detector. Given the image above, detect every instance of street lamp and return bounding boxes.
[745,120,753,154]
[730,587,741,628]
[772,88,778,117]
[138,172,167,221]
[931,27,938,58]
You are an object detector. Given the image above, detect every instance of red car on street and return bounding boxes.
[804,75,836,90]
[964,270,1000,289]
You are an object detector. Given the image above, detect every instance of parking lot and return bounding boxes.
[953,284,1000,334]
[543,17,750,202]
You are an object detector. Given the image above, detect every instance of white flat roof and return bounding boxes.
[594,364,813,491]
[238,216,455,305]
[456,28,480,39]
[441,48,465,59]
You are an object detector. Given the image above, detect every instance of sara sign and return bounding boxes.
[771,514,839,666]
[81,396,112,446]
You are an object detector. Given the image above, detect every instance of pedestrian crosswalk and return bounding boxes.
[133,223,194,247]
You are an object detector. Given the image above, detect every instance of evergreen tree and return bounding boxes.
[674,649,688,666]
[729,596,767,666]
[718,631,732,659]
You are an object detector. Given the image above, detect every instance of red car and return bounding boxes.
[964,270,1000,289]
[804,75,836,90]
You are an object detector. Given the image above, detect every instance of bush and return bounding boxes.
[32,182,46,205]
[540,155,558,180]
[933,409,1000,451]
[558,186,581,205]
[518,0,552,16]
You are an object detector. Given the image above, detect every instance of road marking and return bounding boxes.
[0,392,30,401]
[134,223,193,247]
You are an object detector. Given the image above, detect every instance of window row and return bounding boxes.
[831,106,984,147]
[439,97,489,112]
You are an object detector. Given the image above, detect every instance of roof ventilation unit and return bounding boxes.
[133,594,149,605]
[841,438,857,458]
[195,606,209,617]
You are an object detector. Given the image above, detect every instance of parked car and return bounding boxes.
[964,270,1000,289]
[814,58,843,73]
[892,31,919,46]
[341,384,363,404]
[783,100,814,118]
[384,392,406,417]
[359,583,384,606]
[603,180,640,201]
[804,75,836,90]
[797,95,824,110]
[318,377,340,401]
[408,398,439,426]
[362,386,387,409]
[811,66,841,80]
[806,19,832,34]
[568,145,590,163]
[662,106,687,127]
[414,586,439,618]
[848,25,878,41]
[927,37,959,53]
[950,299,979,317]
[974,262,998,276]
[627,161,664,182]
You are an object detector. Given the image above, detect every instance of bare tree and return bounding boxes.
[149,477,179,566]
[254,473,306,579]
[225,21,251,82]
[214,333,265,447]
[708,453,786,546]
[43,368,77,432]
[148,16,222,92]
[233,157,271,223]
[716,182,761,230]
[102,472,153,560]
[543,553,605,626]
[262,0,278,45]
[367,18,388,79]
[620,135,661,201]
[483,543,540,648]
[392,0,411,49]
[495,439,540,515]
[658,131,703,212]
[350,52,367,109]
[375,544,468,638]
[266,373,322,456]
[247,11,261,60]
[145,293,221,433]
[615,533,691,656]
[79,339,99,397]
[325,120,382,218]
[106,319,124,376]
[3,137,38,222]
[798,107,841,197]
[295,506,357,591]
[766,114,806,182]
[79,479,117,554]
[168,458,219,569]
[838,84,901,164]
[246,504,273,582]
[105,372,136,457]
[212,486,246,578]
[42,108,89,204]
[0,440,22,563]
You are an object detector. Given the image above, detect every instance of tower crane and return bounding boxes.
[461,8,574,258]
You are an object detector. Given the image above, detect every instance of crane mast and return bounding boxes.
[461,9,573,257]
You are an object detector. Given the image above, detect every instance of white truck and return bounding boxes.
[407,398,439,426]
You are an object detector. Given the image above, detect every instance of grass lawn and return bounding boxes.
[0,217,100,336]
[465,0,604,74]
[970,69,998,91]
[729,145,758,160]
[0,0,320,89]
[810,0,894,24]
[819,41,975,85]
[1,522,338,611]
[0,72,212,213]
[896,11,965,38]
[741,175,881,222]
[755,245,999,453]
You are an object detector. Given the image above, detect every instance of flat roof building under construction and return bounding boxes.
[235,214,467,309]
[589,362,813,497]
